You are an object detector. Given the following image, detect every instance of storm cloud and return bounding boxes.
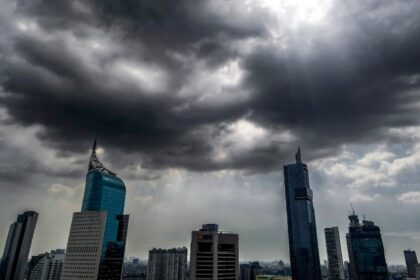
[0,0,418,173]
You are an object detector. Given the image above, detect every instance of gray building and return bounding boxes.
[190,224,239,280]
[325,227,345,280]
[147,248,187,280]
[284,148,322,280]
[404,250,418,278]
[27,249,65,280]
[0,211,39,280]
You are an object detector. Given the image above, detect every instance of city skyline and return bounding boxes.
[1,0,420,267]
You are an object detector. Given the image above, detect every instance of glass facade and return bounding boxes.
[283,148,322,280]
[346,215,388,280]
[80,141,129,279]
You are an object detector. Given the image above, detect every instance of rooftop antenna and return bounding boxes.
[350,202,355,215]
[296,146,302,163]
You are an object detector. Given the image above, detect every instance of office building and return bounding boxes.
[325,227,345,280]
[346,212,388,280]
[240,262,262,280]
[283,148,322,280]
[61,140,129,280]
[0,211,39,280]
[147,247,187,280]
[405,250,418,278]
[190,224,239,280]
[27,249,65,280]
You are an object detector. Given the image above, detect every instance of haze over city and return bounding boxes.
[1,0,420,269]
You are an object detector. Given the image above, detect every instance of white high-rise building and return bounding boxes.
[61,211,107,280]
[27,249,65,280]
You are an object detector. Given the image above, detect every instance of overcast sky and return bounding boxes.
[1,0,420,265]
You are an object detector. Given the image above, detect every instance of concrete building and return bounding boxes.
[346,212,388,280]
[0,211,39,280]
[27,249,65,280]
[404,250,418,278]
[147,248,187,280]
[61,140,129,280]
[325,227,345,280]
[283,148,322,280]
[190,224,239,280]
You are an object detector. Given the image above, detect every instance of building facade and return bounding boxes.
[283,148,322,280]
[404,250,418,278]
[240,262,262,280]
[190,224,239,280]
[346,212,388,280]
[0,211,39,280]
[147,248,187,280]
[61,140,129,280]
[325,227,345,280]
[27,249,65,280]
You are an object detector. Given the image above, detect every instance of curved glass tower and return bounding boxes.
[62,140,129,280]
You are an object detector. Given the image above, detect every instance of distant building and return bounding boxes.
[325,227,345,280]
[190,224,239,280]
[147,247,187,280]
[346,212,388,280]
[61,140,129,280]
[404,250,418,278]
[416,263,420,280]
[283,148,322,280]
[240,262,262,280]
[27,249,65,280]
[0,211,39,280]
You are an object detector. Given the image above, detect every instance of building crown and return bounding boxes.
[88,139,117,176]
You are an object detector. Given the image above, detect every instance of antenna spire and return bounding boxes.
[88,139,117,176]
[92,138,97,152]
[296,146,302,163]
[350,202,356,215]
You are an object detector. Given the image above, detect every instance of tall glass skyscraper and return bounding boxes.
[346,212,388,280]
[61,140,129,280]
[283,148,322,280]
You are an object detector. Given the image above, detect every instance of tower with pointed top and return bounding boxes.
[61,140,129,280]
[283,148,322,280]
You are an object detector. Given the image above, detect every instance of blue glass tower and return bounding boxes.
[284,148,322,280]
[82,140,129,279]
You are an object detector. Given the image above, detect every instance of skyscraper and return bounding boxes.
[404,250,418,278]
[147,247,187,280]
[61,140,129,280]
[325,227,345,280]
[283,148,322,280]
[346,212,388,280]
[0,211,39,280]
[190,224,239,280]
[27,249,65,280]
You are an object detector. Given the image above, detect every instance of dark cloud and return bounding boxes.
[1,0,420,175]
